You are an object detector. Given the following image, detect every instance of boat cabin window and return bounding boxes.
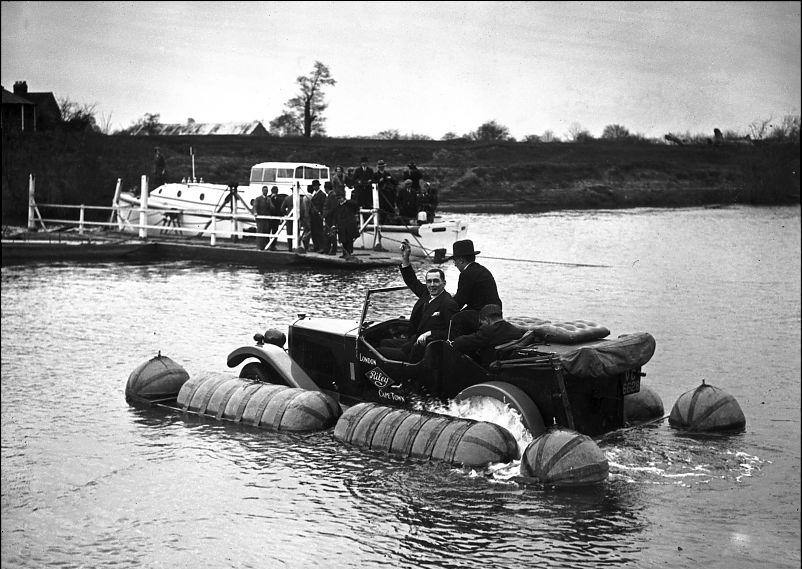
[277,168,294,179]
[294,166,329,180]
[250,168,279,183]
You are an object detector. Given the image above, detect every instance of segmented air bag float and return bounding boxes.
[125,354,190,405]
[177,374,341,433]
[333,402,519,467]
[669,381,745,432]
[624,383,664,422]
[520,428,609,486]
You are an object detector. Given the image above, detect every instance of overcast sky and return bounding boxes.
[2,1,799,139]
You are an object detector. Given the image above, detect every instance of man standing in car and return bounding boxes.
[448,239,502,338]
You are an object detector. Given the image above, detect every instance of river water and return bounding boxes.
[2,206,799,568]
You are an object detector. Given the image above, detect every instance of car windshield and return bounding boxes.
[362,287,417,327]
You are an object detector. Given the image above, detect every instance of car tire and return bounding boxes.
[455,381,546,437]
[239,362,287,386]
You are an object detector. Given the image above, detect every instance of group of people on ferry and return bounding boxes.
[379,238,525,367]
[339,157,439,225]
[252,158,439,259]
[252,181,359,258]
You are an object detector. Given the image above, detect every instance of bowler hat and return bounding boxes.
[377,159,386,166]
[450,239,481,258]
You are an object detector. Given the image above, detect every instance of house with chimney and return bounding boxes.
[1,81,62,131]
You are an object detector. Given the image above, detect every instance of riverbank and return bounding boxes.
[1,130,798,223]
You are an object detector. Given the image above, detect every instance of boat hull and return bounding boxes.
[355,220,469,257]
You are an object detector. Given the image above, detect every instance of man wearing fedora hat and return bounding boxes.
[448,239,502,337]
[373,159,396,225]
[352,156,374,222]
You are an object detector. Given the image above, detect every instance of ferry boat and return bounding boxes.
[114,161,468,257]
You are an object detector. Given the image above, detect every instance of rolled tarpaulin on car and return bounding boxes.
[333,402,519,467]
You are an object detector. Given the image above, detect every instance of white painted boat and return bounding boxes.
[114,161,468,256]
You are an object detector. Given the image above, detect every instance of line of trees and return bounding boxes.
[56,56,800,146]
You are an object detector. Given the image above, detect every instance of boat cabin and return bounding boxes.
[248,162,330,194]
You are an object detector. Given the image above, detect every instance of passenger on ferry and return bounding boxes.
[153,147,167,187]
[447,239,503,338]
[322,184,340,255]
[397,179,419,221]
[332,193,360,259]
[416,181,438,223]
[267,186,286,250]
[299,185,313,252]
[380,241,458,362]
[352,157,374,223]
[253,186,272,250]
[373,159,397,224]
[404,162,422,191]
[280,185,312,252]
[450,304,524,367]
[309,180,326,253]
[331,165,347,197]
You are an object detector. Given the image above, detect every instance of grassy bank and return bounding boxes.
[2,129,799,224]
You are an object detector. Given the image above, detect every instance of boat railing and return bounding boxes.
[22,174,303,249]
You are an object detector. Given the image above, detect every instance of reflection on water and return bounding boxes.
[2,206,800,569]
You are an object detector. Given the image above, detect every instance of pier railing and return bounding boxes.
[23,174,390,252]
[23,174,306,249]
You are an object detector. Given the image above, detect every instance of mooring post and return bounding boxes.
[27,174,36,231]
[110,178,122,226]
[292,182,300,251]
[79,205,85,235]
[139,175,149,239]
[232,187,239,240]
[371,183,383,250]
[210,214,217,246]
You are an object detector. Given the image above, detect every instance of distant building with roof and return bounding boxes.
[129,118,269,136]
[1,81,62,131]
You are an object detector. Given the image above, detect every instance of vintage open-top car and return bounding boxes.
[227,285,656,438]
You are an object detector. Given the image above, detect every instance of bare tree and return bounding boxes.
[471,120,510,141]
[541,129,559,143]
[375,129,400,140]
[601,124,631,140]
[771,114,800,142]
[275,61,336,138]
[567,122,593,142]
[58,97,100,132]
[98,110,114,135]
[269,111,302,136]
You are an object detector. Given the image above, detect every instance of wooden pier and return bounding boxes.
[4,174,405,269]
[1,229,401,269]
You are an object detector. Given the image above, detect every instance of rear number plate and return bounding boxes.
[622,370,641,395]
